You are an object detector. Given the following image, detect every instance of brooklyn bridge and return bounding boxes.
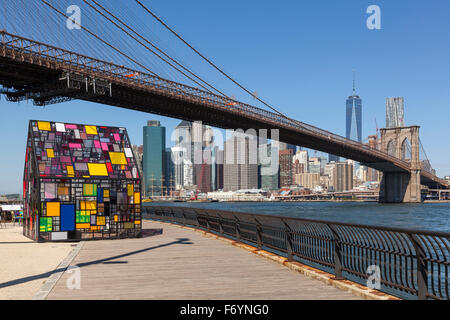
[0,0,447,203]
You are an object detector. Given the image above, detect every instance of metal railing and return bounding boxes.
[144,206,450,300]
[0,30,446,186]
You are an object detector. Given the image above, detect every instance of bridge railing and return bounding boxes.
[0,30,445,185]
[144,205,450,300]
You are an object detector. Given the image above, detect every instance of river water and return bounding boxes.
[144,201,450,233]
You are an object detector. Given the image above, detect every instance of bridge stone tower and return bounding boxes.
[379,126,421,203]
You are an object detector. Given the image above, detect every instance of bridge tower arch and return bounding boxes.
[379,126,421,203]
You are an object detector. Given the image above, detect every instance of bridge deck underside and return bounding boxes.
[0,49,446,189]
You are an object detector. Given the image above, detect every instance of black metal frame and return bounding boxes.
[144,205,450,300]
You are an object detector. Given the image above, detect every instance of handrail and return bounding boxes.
[144,205,450,300]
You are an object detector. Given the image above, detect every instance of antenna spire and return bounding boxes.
[352,69,356,95]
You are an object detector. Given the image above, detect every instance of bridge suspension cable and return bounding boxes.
[83,0,227,97]
[39,0,161,79]
[134,0,289,118]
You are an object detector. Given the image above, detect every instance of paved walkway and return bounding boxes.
[47,220,360,300]
[0,224,74,299]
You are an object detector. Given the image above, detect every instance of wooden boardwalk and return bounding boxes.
[47,220,360,300]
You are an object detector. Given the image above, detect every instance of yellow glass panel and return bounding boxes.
[127,184,134,196]
[46,202,60,217]
[38,121,51,131]
[97,216,106,226]
[88,163,108,176]
[103,189,110,198]
[114,215,118,222]
[90,226,100,231]
[80,201,96,210]
[76,223,90,229]
[67,166,74,177]
[47,149,54,158]
[134,192,140,204]
[85,125,98,135]
[87,201,96,210]
[109,152,127,165]
[134,220,141,225]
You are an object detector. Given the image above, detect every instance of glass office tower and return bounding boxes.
[143,121,166,197]
[346,85,362,143]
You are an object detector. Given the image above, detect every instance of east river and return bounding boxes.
[144,201,450,232]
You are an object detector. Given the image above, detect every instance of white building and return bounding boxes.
[293,150,309,172]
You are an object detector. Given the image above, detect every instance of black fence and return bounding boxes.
[144,206,450,300]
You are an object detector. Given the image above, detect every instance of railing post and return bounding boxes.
[282,220,293,262]
[205,213,211,232]
[409,234,428,300]
[328,224,344,280]
[181,211,187,226]
[235,216,241,242]
[217,214,224,235]
[255,218,262,249]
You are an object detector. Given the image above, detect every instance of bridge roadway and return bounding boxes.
[0,30,446,188]
[45,220,359,300]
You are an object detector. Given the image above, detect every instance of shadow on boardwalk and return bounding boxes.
[0,237,192,290]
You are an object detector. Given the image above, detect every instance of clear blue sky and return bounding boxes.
[1,0,450,194]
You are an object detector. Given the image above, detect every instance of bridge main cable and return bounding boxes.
[84,0,227,97]
[39,0,161,78]
[135,0,289,118]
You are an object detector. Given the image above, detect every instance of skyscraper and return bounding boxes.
[279,149,294,188]
[293,150,309,173]
[143,121,166,197]
[386,97,405,128]
[333,160,354,192]
[223,133,258,191]
[346,76,362,142]
[260,143,279,191]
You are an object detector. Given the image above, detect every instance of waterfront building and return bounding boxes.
[293,159,305,175]
[279,149,294,187]
[164,148,175,195]
[293,150,309,173]
[171,146,185,189]
[23,120,142,241]
[174,121,194,187]
[194,147,212,193]
[386,97,405,128]
[260,143,279,191]
[333,161,354,192]
[223,133,258,191]
[294,173,320,190]
[215,149,224,190]
[346,78,362,142]
[308,157,321,174]
[143,120,165,197]
[183,159,194,187]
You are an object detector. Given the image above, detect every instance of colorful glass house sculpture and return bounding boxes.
[23,120,142,241]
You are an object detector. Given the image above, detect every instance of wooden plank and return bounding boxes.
[47,220,360,300]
